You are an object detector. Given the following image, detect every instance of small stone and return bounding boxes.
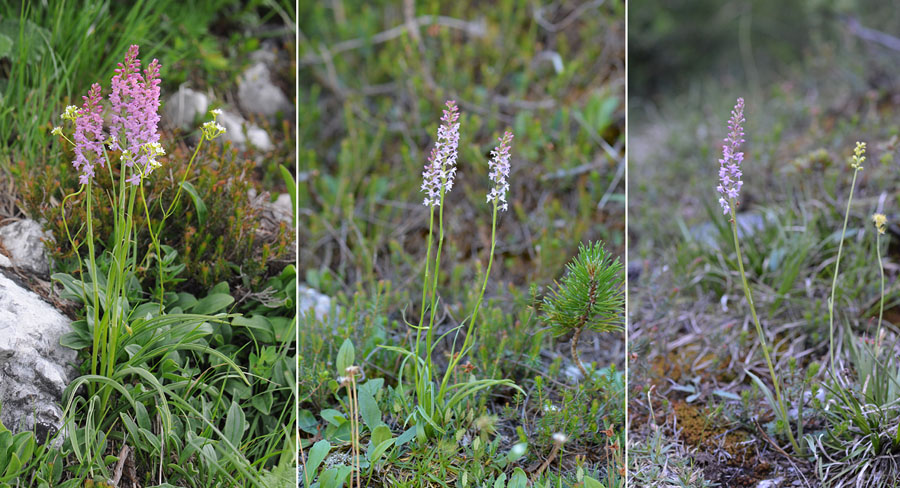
[299,285,334,323]
[237,62,291,118]
[217,110,274,152]
[249,48,277,66]
[0,219,50,275]
[163,87,209,130]
[0,272,77,445]
[756,479,783,488]
[272,193,293,224]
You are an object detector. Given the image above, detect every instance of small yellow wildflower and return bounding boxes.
[872,213,887,235]
[850,141,866,170]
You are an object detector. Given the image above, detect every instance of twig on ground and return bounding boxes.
[300,15,487,65]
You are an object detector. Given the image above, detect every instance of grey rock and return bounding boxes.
[249,48,278,66]
[563,364,583,382]
[0,272,77,443]
[272,193,293,224]
[237,62,291,118]
[164,87,210,130]
[299,285,333,323]
[217,110,274,152]
[0,219,50,275]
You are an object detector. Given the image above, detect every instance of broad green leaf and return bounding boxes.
[299,409,318,435]
[304,439,330,484]
[120,414,141,449]
[318,465,352,488]
[135,402,152,431]
[59,331,91,350]
[178,181,208,226]
[357,383,384,431]
[173,292,199,310]
[232,315,275,343]
[191,293,234,314]
[395,426,416,447]
[357,378,384,398]
[3,451,21,479]
[320,409,346,426]
[506,443,527,463]
[51,273,85,302]
[370,425,392,447]
[507,469,528,488]
[584,475,605,488]
[12,432,34,464]
[223,400,246,449]
[251,391,274,415]
[336,338,355,375]
[493,473,507,488]
[367,437,394,467]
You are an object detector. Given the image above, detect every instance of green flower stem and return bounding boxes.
[829,167,860,375]
[425,186,447,385]
[106,184,137,382]
[438,202,497,402]
[874,229,885,352]
[729,200,801,455]
[140,135,207,309]
[414,206,435,394]
[163,136,205,220]
[85,182,101,384]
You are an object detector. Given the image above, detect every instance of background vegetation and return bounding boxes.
[299,1,625,486]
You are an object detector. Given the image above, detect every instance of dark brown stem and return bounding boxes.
[572,326,587,378]
[571,271,598,379]
[533,443,560,479]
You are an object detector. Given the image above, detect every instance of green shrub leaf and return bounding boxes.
[336,338,355,375]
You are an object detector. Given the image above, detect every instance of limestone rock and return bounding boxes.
[237,62,291,118]
[299,285,333,323]
[0,219,50,275]
[218,110,274,152]
[164,87,210,130]
[0,271,77,443]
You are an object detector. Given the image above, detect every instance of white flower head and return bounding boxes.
[51,127,63,136]
[202,120,226,140]
[552,432,568,444]
[421,101,460,207]
[486,131,514,212]
[61,105,79,122]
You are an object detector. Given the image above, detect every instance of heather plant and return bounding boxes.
[30,118,291,292]
[715,98,802,455]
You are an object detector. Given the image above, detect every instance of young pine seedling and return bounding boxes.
[541,241,624,378]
